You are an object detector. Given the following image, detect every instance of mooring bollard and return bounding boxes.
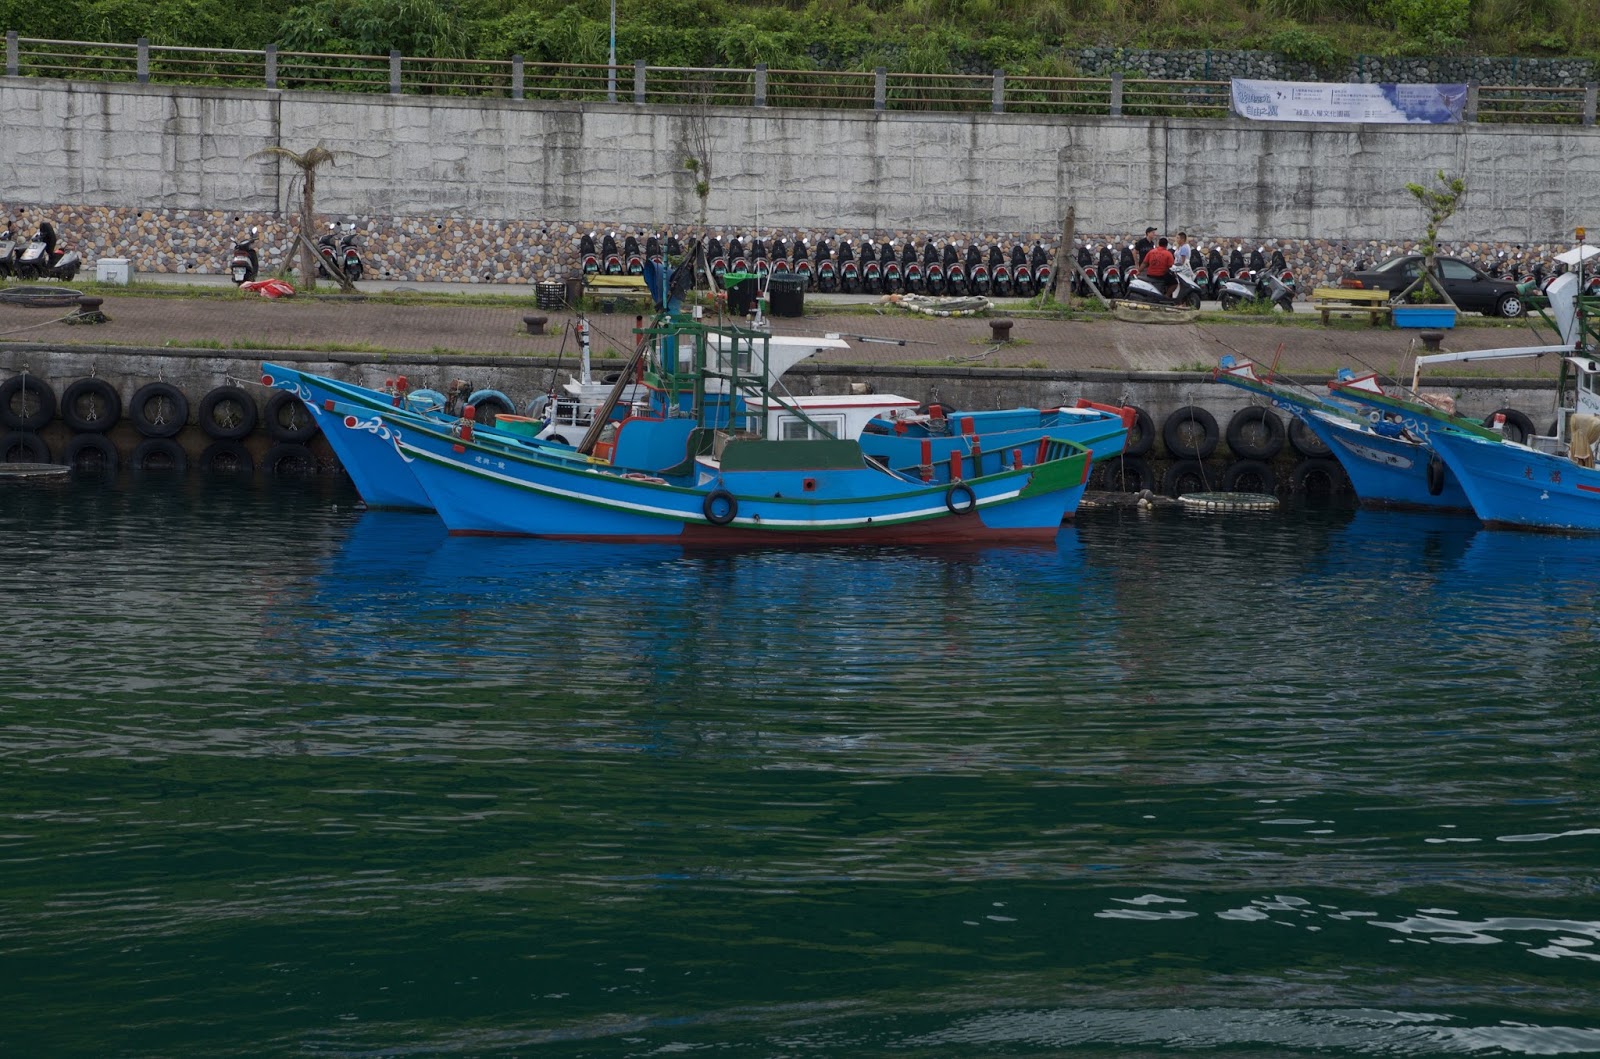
[989,318,1014,342]
[69,295,108,324]
[523,314,549,335]
[1419,330,1444,352]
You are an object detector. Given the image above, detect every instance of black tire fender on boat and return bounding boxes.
[1,430,51,463]
[1482,407,1535,445]
[702,488,738,525]
[265,390,319,443]
[1426,453,1447,496]
[130,437,188,472]
[1122,405,1156,457]
[466,389,515,427]
[60,378,121,433]
[1092,454,1154,493]
[945,482,977,515]
[129,382,189,438]
[62,432,118,473]
[0,374,57,431]
[262,443,317,475]
[1225,406,1286,460]
[1161,406,1219,459]
[198,385,259,440]
[1221,458,1278,494]
[1291,457,1349,495]
[1288,415,1333,458]
[1161,458,1211,497]
[199,440,255,475]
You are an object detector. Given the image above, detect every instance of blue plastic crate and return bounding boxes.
[1393,306,1457,328]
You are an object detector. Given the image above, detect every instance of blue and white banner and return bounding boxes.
[1230,79,1468,124]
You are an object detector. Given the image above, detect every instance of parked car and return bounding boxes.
[1340,254,1526,317]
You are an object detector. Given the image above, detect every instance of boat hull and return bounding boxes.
[1298,410,1471,512]
[1428,429,1600,533]
[262,363,433,511]
[394,415,1088,543]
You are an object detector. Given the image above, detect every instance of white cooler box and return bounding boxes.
[95,258,133,285]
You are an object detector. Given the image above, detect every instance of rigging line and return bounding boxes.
[0,309,89,336]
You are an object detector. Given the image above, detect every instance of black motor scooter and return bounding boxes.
[230,226,261,285]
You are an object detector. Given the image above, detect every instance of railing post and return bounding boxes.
[265,44,277,90]
[1110,71,1123,117]
[136,37,149,85]
[7,31,18,77]
[1465,79,1479,122]
[992,69,1004,114]
[754,63,767,107]
[389,49,401,96]
[512,54,524,100]
[874,66,886,111]
[633,59,645,104]
[1584,83,1598,126]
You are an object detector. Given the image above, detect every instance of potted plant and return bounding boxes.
[1393,170,1465,329]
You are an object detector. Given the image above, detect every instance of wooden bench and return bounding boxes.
[1312,286,1393,327]
[582,273,652,310]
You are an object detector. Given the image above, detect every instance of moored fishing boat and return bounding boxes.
[389,311,1095,542]
[1212,355,1470,510]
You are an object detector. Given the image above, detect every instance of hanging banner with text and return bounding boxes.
[1230,80,1468,124]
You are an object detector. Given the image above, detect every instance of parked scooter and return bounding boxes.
[1030,242,1051,293]
[990,244,1011,297]
[707,235,727,288]
[1074,245,1095,296]
[1010,243,1033,297]
[1207,247,1228,298]
[230,226,261,285]
[903,242,924,294]
[1191,249,1209,298]
[316,223,363,281]
[861,238,881,294]
[15,222,81,281]
[792,237,812,289]
[1269,248,1295,298]
[602,231,623,275]
[839,239,860,294]
[1115,245,1137,296]
[729,234,748,277]
[815,238,837,293]
[881,241,901,295]
[1097,245,1118,296]
[967,243,988,296]
[1216,246,1294,311]
[923,241,943,296]
[0,228,15,278]
[580,232,600,277]
[944,242,965,295]
[750,236,769,281]
[1121,263,1204,309]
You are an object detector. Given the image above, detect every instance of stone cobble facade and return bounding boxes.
[7,203,1579,295]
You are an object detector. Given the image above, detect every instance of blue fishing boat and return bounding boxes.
[1212,355,1470,510]
[386,311,1096,542]
[864,400,1135,468]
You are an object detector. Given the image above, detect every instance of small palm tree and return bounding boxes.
[250,143,345,291]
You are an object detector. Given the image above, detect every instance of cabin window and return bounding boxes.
[778,414,845,441]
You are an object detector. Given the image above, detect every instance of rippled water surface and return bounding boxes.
[4,478,1600,1057]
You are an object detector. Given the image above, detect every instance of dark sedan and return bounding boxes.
[1340,254,1525,317]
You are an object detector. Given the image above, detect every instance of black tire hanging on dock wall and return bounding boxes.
[466,389,515,428]
[198,386,259,440]
[1,431,50,463]
[62,433,119,474]
[130,438,188,472]
[0,375,57,431]
[265,391,319,443]
[1161,406,1219,459]
[199,440,255,475]
[262,443,317,475]
[1426,453,1447,496]
[1122,406,1156,457]
[1291,457,1349,495]
[129,382,189,438]
[1288,415,1333,458]
[1092,455,1154,493]
[1225,407,1286,460]
[1482,407,1536,445]
[1221,459,1278,494]
[1161,459,1212,497]
[60,378,122,433]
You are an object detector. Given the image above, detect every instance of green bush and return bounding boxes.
[1266,28,1341,66]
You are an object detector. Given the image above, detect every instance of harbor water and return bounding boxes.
[4,477,1599,1057]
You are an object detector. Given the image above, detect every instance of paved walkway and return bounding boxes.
[0,276,1559,378]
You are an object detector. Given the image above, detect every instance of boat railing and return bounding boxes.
[5,34,1596,126]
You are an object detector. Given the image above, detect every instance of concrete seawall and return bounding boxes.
[2,78,1597,286]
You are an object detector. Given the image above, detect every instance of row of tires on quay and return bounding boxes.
[1087,403,1354,498]
[0,374,325,475]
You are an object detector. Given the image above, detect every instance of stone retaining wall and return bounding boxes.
[1066,48,1598,88]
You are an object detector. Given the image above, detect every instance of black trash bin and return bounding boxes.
[768,273,806,317]
[726,277,757,316]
